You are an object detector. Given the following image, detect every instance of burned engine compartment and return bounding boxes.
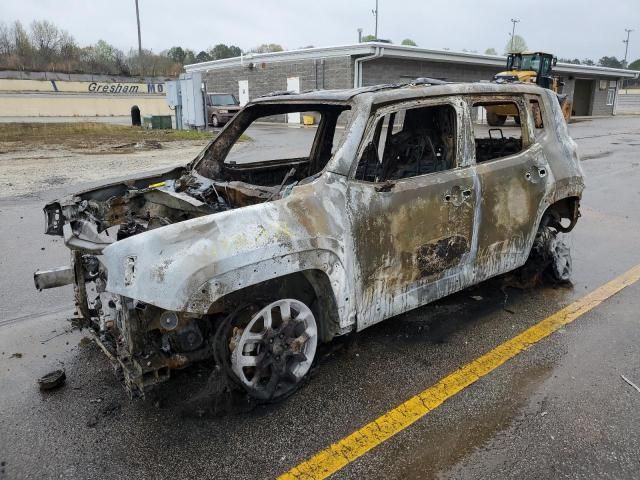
[38,101,351,396]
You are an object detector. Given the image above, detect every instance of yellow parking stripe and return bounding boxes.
[279,264,640,480]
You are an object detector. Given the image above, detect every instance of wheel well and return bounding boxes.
[542,196,580,233]
[206,270,340,343]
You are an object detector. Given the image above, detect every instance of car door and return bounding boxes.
[470,94,552,280]
[346,97,478,329]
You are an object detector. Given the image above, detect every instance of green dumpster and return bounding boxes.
[142,115,172,129]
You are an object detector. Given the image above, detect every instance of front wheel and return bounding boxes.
[211,115,219,128]
[216,298,318,402]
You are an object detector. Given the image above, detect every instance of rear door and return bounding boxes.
[346,97,478,328]
[469,95,552,279]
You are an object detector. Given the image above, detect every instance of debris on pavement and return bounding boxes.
[621,375,640,393]
[86,415,98,428]
[37,369,66,391]
[9,352,22,358]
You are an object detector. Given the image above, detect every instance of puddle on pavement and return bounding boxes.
[393,361,556,480]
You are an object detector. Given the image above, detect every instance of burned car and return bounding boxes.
[34,81,584,401]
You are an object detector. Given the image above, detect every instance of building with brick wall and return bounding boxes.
[185,43,638,122]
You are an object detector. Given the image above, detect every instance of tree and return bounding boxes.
[598,56,623,68]
[401,38,417,46]
[195,50,211,63]
[361,34,376,42]
[504,34,527,54]
[484,47,498,55]
[57,31,78,71]
[183,49,196,65]
[167,46,185,64]
[30,20,60,54]
[0,23,12,56]
[250,43,284,53]
[209,43,241,60]
[582,58,595,66]
[12,21,33,68]
[559,58,581,65]
[629,58,640,70]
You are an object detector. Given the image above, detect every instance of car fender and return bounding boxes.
[101,176,354,326]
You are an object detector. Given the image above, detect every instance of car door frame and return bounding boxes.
[468,93,554,282]
[345,95,481,330]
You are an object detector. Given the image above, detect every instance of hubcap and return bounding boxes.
[230,299,317,400]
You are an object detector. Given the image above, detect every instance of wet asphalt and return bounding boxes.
[1,116,640,479]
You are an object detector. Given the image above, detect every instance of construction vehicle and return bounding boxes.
[486,51,572,125]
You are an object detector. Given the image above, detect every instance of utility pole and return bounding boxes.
[372,0,379,40]
[357,28,363,43]
[623,28,633,66]
[135,0,142,56]
[510,18,520,52]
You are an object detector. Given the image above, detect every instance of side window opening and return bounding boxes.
[355,104,457,182]
[472,101,524,163]
[528,98,544,133]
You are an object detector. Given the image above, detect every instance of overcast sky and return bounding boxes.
[2,0,639,61]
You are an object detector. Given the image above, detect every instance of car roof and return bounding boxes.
[249,81,548,106]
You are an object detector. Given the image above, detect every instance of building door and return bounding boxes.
[573,79,594,116]
[238,80,249,106]
[286,77,301,124]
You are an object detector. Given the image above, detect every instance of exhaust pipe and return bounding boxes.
[34,266,74,290]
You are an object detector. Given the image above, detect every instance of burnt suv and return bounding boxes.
[206,92,240,127]
[35,81,584,401]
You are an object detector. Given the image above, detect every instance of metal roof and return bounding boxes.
[248,81,551,105]
[185,42,638,79]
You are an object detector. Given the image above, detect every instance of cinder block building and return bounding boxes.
[186,43,638,122]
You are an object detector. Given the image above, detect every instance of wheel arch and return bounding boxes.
[541,196,581,233]
[205,269,343,343]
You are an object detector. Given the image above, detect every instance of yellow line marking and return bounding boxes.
[279,264,640,480]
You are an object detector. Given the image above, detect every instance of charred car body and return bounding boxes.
[35,81,584,401]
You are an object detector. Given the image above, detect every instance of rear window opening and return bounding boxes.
[472,101,524,163]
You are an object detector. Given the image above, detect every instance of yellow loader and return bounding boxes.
[487,51,572,125]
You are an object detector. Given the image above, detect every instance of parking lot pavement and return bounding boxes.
[1,116,640,479]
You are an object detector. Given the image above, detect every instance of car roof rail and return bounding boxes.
[259,90,297,98]
[409,77,449,86]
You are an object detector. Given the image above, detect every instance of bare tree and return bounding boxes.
[504,35,527,54]
[0,23,12,56]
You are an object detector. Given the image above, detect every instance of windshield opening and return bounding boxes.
[514,54,541,72]
[195,102,351,187]
[209,94,239,106]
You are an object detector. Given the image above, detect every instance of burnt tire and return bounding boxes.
[522,226,572,283]
[486,111,506,126]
